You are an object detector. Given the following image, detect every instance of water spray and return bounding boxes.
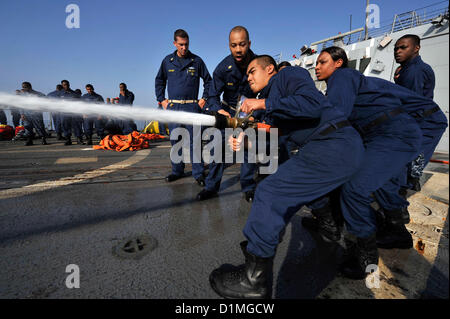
[0,92,271,131]
[0,92,216,127]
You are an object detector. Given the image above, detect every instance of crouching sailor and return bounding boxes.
[209,55,365,299]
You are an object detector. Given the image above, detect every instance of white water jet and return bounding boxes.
[0,92,216,127]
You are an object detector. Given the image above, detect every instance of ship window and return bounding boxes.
[359,58,371,73]
[348,60,357,70]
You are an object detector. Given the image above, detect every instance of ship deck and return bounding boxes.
[0,135,448,299]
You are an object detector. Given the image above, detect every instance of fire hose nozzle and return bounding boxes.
[214,113,251,130]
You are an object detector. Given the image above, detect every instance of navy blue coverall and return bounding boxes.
[47,89,63,135]
[155,50,212,180]
[320,68,422,238]
[203,50,261,193]
[243,67,364,258]
[20,90,47,138]
[81,92,105,137]
[373,79,447,205]
[394,55,445,182]
[61,89,83,139]
[118,90,137,134]
[395,55,435,99]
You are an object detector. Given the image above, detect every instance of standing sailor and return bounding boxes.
[393,34,447,192]
[81,84,105,144]
[196,26,260,202]
[155,29,212,185]
[60,80,84,145]
[47,84,64,140]
[19,82,48,146]
[117,83,137,134]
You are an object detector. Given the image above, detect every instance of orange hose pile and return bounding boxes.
[93,131,166,152]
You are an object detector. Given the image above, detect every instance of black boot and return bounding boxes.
[64,137,72,146]
[86,135,93,145]
[244,190,255,203]
[41,137,48,145]
[376,209,413,249]
[77,137,85,145]
[302,203,341,242]
[209,241,272,299]
[196,188,218,201]
[166,174,183,182]
[195,174,205,187]
[57,133,65,141]
[339,233,379,280]
[24,136,33,146]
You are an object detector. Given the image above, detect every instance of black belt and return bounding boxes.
[319,120,351,136]
[422,106,440,117]
[361,108,403,133]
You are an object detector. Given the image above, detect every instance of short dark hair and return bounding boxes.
[61,79,70,85]
[86,84,94,90]
[251,55,278,72]
[56,84,63,90]
[397,34,421,47]
[278,61,291,69]
[22,82,32,89]
[229,26,250,42]
[321,46,349,68]
[119,83,127,89]
[75,89,82,94]
[174,29,189,41]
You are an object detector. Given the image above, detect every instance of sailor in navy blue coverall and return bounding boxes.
[209,55,364,299]
[197,26,261,202]
[60,80,84,145]
[306,47,422,279]
[155,29,212,184]
[47,85,64,140]
[19,82,48,146]
[394,34,447,191]
[81,84,105,144]
[117,83,137,135]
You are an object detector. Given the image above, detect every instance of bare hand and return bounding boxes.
[161,99,169,110]
[240,98,266,114]
[218,109,231,118]
[198,99,206,109]
[228,132,245,152]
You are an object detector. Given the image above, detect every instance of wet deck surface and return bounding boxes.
[0,136,448,299]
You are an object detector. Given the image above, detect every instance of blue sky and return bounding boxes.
[0,0,444,107]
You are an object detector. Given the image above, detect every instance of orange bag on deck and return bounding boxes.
[93,131,166,152]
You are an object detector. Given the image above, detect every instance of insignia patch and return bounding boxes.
[188,67,196,75]
[227,82,234,86]
[228,65,232,69]
[169,69,175,72]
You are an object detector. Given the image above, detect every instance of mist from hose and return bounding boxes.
[0,92,216,127]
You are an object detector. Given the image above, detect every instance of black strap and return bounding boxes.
[422,106,440,117]
[361,108,403,133]
[319,120,351,136]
